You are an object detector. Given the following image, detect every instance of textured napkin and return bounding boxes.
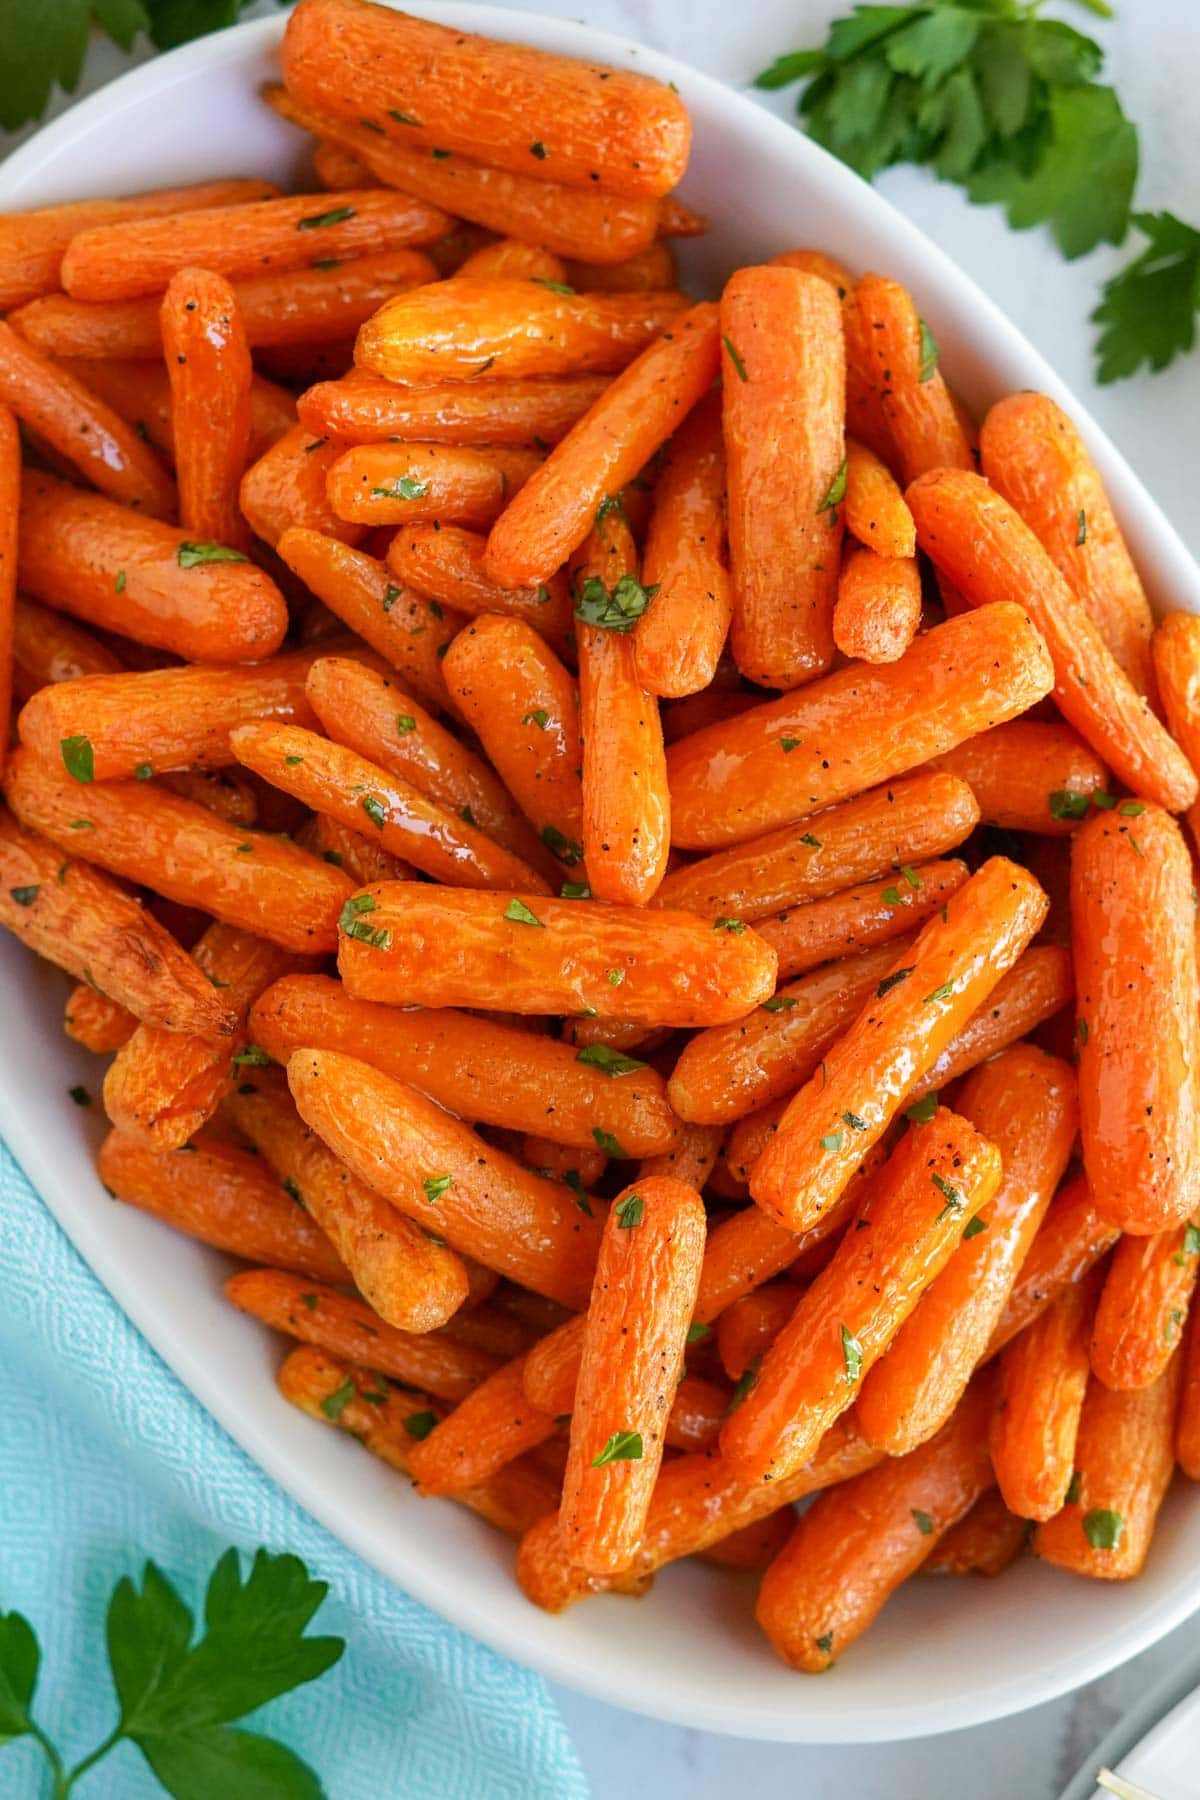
[0,1137,588,1799]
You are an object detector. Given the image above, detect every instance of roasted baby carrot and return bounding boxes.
[855,1045,1077,1454]
[403,1351,559,1496]
[17,473,287,664]
[833,545,922,665]
[855,274,973,485]
[700,1508,795,1573]
[298,370,609,445]
[384,524,574,660]
[1178,1308,1200,1479]
[98,1130,348,1282]
[758,858,970,981]
[327,443,542,530]
[566,241,677,293]
[991,1268,1103,1520]
[5,747,352,954]
[715,1284,799,1382]
[1152,611,1200,780]
[521,1136,607,1189]
[665,602,1054,849]
[925,720,1110,834]
[241,422,364,550]
[907,468,1197,814]
[1073,805,1199,1235]
[1091,1213,1200,1390]
[517,1314,726,1451]
[288,1048,604,1308]
[723,1110,1001,1483]
[768,255,894,466]
[0,406,14,778]
[756,1375,995,1671]
[922,1490,1028,1578]
[64,982,136,1053]
[311,812,416,884]
[750,857,1046,1234]
[908,942,1074,1103]
[456,239,567,282]
[721,266,844,688]
[986,1172,1121,1359]
[636,1119,723,1190]
[843,436,916,559]
[61,358,294,465]
[160,269,252,550]
[11,597,123,700]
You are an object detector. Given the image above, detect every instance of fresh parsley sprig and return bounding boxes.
[0,1547,343,1798]
[1092,211,1200,381]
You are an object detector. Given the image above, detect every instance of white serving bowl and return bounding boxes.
[2,4,1199,1746]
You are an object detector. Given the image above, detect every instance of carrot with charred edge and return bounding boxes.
[855,275,973,485]
[0,321,175,518]
[721,266,844,689]
[724,1111,1000,1483]
[986,1173,1120,1359]
[909,943,1075,1104]
[665,603,1054,850]
[856,1046,1077,1455]
[275,529,461,717]
[4,747,352,954]
[0,407,14,779]
[1091,1213,1200,1390]
[252,973,679,1155]
[0,809,234,1034]
[160,269,252,550]
[843,437,915,559]
[750,858,1046,1234]
[990,1267,1102,1520]
[758,859,970,983]
[288,1048,605,1308]
[64,983,136,1054]
[404,1351,560,1495]
[102,922,305,1150]
[653,770,979,922]
[11,597,122,701]
[441,614,583,861]
[99,1130,348,1280]
[922,1491,1028,1578]
[925,721,1110,835]
[484,302,719,588]
[716,1285,799,1383]
[561,1176,705,1572]
[907,469,1197,814]
[981,393,1157,696]
[1073,805,1199,1235]
[1035,1352,1183,1580]
[298,371,610,446]
[833,545,922,665]
[17,473,288,664]
[61,359,295,465]
[241,422,364,550]
[456,239,568,282]
[384,525,575,661]
[356,280,688,384]
[327,443,542,529]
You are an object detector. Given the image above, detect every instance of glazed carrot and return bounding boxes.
[402,1349,561,1497]
[981,393,1156,695]
[61,358,294,465]
[653,770,978,921]
[17,473,287,664]
[311,812,416,885]
[1179,1308,1200,1478]
[564,1016,668,1054]
[635,1120,722,1190]
[907,943,1074,1104]
[4,747,352,954]
[521,1137,608,1189]
[721,267,844,688]
[241,422,364,550]
[102,923,304,1150]
[667,1376,730,1451]
[856,1046,1077,1455]
[275,529,461,716]
[833,545,922,665]
[566,242,677,293]
[439,1301,540,1362]
[666,602,1054,849]
[631,392,731,698]
[843,436,915,559]
[925,720,1110,835]
[159,768,258,827]
[326,443,541,529]
[250,973,680,1155]
[298,370,609,446]
[756,1376,995,1671]
[0,406,14,779]
[907,469,1197,814]
[758,859,971,982]
[11,597,122,701]
[230,720,549,894]
[336,882,775,1025]
[1091,1213,1200,1390]
[991,1269,1103,1520]
[384,524,574,660]
[855,274,973,485]
[440,614,584,861]
[700,1507,795,1572]
[0,809,233,1035]
[1152,611,1200,780]
[518,1316,728,1451]
[289,1048,604,1308]
[986,1172,1121,1359]
[661,684,759,745]
[716,1285,799,1382]
[922,1490,1028,1578]
[750,858,1046,1234]
[768,256,894,467]
[64,982,136,1053]
[1034,1353,1183,1579]
[667,938,912,1127]
[99,1131,348,1282]
[160,269,252,550]
[356,280,688,383]
[574,514,670,903]
[484,302,718,587]
[723,1111,1000,1482]
[313,141,376,188]
[1073,805,1199,1234]
[16,649,334,781]
[454,238,565,282]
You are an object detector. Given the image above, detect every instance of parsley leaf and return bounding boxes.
[576,1044,647,1078]
[592,1429,643,1467]
[574,572,658,631]
[0,1609,39,1744]
[1092,211,1200,381]
[614,1193,645,1228]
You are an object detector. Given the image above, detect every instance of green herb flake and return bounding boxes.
[877,967,913,998]
[503,897,544,927]
[726,1358,760,1414]
[133,762,153,780]
[561,880,592,899]
[820,1131,844,1153]
[882,886,902,906]
[614,1193,645,1229]
[686,1322,711,1344]
[574,571,657,631]
[1082,1508,1124,1551]
[9,885,39,907]
[361,794,387,830]
[840,1324,863,1383]
[593,1127,625,1157]
[383,584,403,612]
[232,1044,271,1068]
[916,319,939,383]
[576,1043,646,1078]
[177,540,248,567]
[901,865,921,890]
[962,1214,988,1241]
[714,916,746,934]
[1120,799,1146,817]
[1049,788,1092,821]
[931,1171,964,1221]
[298,204,356,229]
[591,1429,643,1468]
[523,708,549,729]
[924,981,954,1004]
[564,1169,593,1215]
[905,1092,938,1124]
[762,994,799,1013]
[541,824,584,866]
[114,568,126,593]
[1065,1470,1083,1506]
[912,1508,935,1535]
[372,475,428,501]
[799,832,822,848]
[722,335,748,381]
[817,457,847,514]
[841,1110,868,1132]
[532,277,575,295]
[780,737,802,753]
[1076,509,1088,545]
[423,1174,454,1203]
[321,1377,356,1420]
[404,1409,438,1439]
[59,735,94,783]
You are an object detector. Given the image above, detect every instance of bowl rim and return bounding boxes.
[3,2,1200,1747]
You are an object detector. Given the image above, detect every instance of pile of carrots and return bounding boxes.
[3,0,1200,1675]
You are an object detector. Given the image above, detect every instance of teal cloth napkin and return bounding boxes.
[0,1137,588,1799]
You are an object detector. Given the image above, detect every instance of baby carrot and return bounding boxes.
[843,436,915,559]
[61,358,294,465]
[355,279,688,384]
[1073,805,1199,1234]
[403,1352,559,1496]
[907,469,1197,814]
[986,1172,1121,1359]
[766,251,895,466]
[298,370,609,446]
[311,813,415,885]
[1091,1213,1200,1390]
[990,1268,1103,1521]
[160,268,252,550]
[326,443,541,530]
[313,141,377,187]
[666,602,1055,849]
[522,1137,607,1189]
[288,1048,605,1308]
[484,302,719,588]
[17,472,287,664]
[758,858,970,981]
[5,747,352,954]
[756,1376,996,1670]
[636,1120,723,1190]
[384,524,575,660]
[455,239,567,282]
[566,241,677,293]
[833,545,922,665]
[750,857,1047,1234]
[701,1508,795,1573]
[925,720,1110,834]
[0,406,14,778]
[336,884,776,1026]
[98,1130,348,1281]
[921,1490,1028,1578]
[723,1110,1001,1482]
[721,266,844,688]
[981,392,1157,696]
[908,942,1074,1103]
[855,1046,1077,1454]
[1179,1308,1200,1478]
[716,1285,799,1383]
[11,597,122,700]
[855,274,973,484]
[1034,1353,1183,1579]
[64,982,136,1054]
[1152,611,1200,778]
[241,422,364,550]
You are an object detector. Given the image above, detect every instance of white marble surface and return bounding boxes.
[5,3,1200,1794]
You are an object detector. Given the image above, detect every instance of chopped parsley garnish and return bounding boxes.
[962,1214,988,1240]
[614,1193,645,1229]
[931,1171,963,1220]
[1076,509,1088,545]
[1082,1508,1124,1551]
[1049,788,1092,821]
[177,541,248,567]
[906,1092,938,1124]
[503,897,544,927]
[820,1132,844,1152]
[722,335,748,381]
[541,824,583,865]
[9,886,38,907]
[298,205,356,229]
[403,1409,438,1439]
[60,735,94,783]
[924,981,954,1004]
[762,995,798,1012]
[713,916,746,933]
[361,794,387,829]
[320,1378,355,1420]
[574,572,657,631]
[912,1508,935,1535]
[593,1127,625,1157]
[591,1429,643,1467]
[840,1324,863,1383]
[817,457,847,514]
[232,1045,271,1068]
[372,476,428,501]
[423,1174,453,1203]
[686,1322,711,1344]
[337,893,391,949]
[877,967,913,998]
[576,1044,647,1078]
[523,708,549,729]
[916,319,939,383]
